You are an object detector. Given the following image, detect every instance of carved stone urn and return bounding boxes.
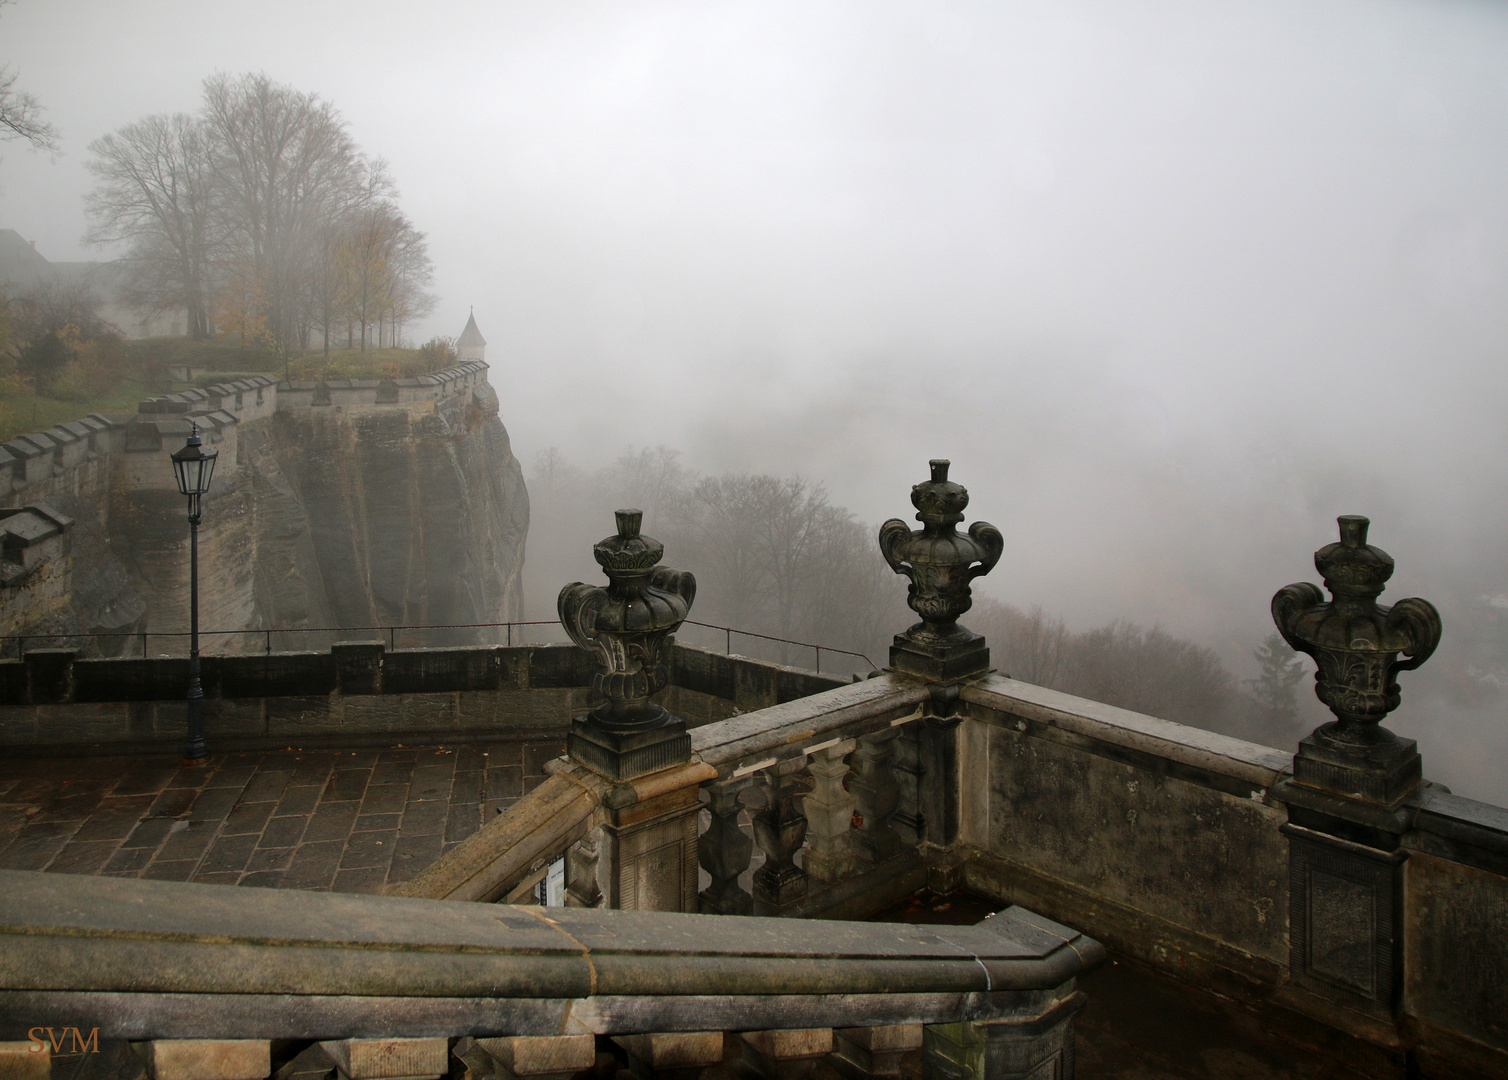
[880,459,1004,681]
[559,509,697,781]
[1272,515,1441,805]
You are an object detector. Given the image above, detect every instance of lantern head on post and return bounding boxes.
[170,422,218,521]
[879,459,1004,682]
[1272,515,1441,806]
[559,509,698,782]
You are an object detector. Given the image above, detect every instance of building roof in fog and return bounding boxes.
[457,312,486,348]
[0,229,60,288]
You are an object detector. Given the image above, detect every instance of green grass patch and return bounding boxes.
[0,378,156,443]
[0,338,454,445]
[117,336,284,374]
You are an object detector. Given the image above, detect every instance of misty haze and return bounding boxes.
[3,0,1507,805]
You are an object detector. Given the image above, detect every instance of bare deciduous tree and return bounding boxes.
[0,3,57,155]
[85,114,221,338]
[201,72,367,351]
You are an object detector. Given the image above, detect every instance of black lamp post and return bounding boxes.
[170,422,217,765]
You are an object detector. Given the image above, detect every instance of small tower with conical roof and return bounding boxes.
[457,309,486,363]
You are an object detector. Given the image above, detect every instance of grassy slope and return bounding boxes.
[0,338,443,444]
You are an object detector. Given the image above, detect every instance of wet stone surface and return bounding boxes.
[0,740,563,892]
[871,891,1370,1080]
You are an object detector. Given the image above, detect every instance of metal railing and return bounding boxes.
[0,619,877,675]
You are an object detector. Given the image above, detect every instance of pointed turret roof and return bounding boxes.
[457,311,486,348]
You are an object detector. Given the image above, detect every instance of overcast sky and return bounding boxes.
[4,1,1506,798]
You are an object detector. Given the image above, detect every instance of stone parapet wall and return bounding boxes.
[0,641,847,755]
[0,363,488,506]
[956,672,1508,1079]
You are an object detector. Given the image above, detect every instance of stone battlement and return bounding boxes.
[0,361,490,506]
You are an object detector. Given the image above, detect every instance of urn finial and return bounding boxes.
[559,509,697,781]
[880,460,1004,682]
[1271,515,1441,805]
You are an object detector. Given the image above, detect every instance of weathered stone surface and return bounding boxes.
[390,768,604,902]
[0,871,1101,1009]
[320,1037,448,1079]
[742,1029,832,1058]
[612,1031,722,1072]
[475,1034,593,1075]
[137,1038,270,1080]
[741,1029,832,1080]
[1404,849,1508,1058]
[956,678,1294,1000]
[959,709,1288,974]
[832,1024,922,1078]
[0,1040,49,1079]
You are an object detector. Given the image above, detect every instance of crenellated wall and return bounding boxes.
[0,362,526,647]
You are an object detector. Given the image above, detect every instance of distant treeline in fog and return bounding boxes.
[526,446,1309,750]
[84,73,435,351]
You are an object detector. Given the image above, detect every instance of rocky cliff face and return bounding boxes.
[247,381,528,636]
[5,372,528,652]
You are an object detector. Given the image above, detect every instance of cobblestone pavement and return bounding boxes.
[0,740,563,892]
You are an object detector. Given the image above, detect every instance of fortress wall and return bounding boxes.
[0,641,834,753]
[0,362,525,646]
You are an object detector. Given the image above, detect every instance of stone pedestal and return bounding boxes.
[1292,723,1421,808]
[600,777,703,912]
[567,715,691,784]
[888,630,990,683]
[1276,777,1424,1040]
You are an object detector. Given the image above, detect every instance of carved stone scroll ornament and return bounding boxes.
[1272,515,1441,804]
[559,509,697,780]
[880,460,1004,681]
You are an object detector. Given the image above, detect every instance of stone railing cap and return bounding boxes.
[962,672,1292,788]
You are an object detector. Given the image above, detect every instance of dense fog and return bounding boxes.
[5,1,1507,801]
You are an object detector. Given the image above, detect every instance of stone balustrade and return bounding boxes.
[0,867,1103,1080]
[396,673,937,921]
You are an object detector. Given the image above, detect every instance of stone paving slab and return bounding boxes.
[0,739,564,893]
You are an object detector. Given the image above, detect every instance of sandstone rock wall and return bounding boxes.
[0,366,528,652]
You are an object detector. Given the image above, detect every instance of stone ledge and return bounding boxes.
[961,673,1290,790]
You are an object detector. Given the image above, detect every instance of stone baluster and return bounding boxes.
[699,774,755,915]
[802,739,857,883]
[849,727,902,865]
[890,723,924,847]
[752,757,811,914]
[564,826,602,908]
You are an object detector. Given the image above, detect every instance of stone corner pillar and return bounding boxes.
[878,461,1002,889]
[558,508,706,911]
[1268,515,1443,1044]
